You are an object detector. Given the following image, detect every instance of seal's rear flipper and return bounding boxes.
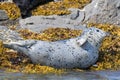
[3,40,37,56]
[3,40,37,50]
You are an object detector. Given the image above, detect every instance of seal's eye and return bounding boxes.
[96,30,99,32]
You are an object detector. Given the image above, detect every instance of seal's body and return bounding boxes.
[4,27,108,69]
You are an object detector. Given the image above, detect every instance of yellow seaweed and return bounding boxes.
[0,0,91,19]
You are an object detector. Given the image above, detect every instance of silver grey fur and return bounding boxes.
[3,27,108,69]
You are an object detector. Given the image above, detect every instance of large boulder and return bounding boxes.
[19,9,86,33]
[83,0,120,25]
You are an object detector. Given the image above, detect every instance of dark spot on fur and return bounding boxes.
[39,48,41,49]
[65,64,68,67]
[50,63,52,65]
[58,59,61,62]
[76,42,80,46]
[43,55,48,58]
[77,61,79,64]
[51,57,54,59]
[88,36,91,39]
[53,64,56,67]
[72,47,75,49]
[37,52,40,54]
[58,47,61,49]
[78,58,81,60]
[37,59,39,62]
[96,43,98,47]
[93,56,96,59]
[48,49,52,52]
[46,50,49,53]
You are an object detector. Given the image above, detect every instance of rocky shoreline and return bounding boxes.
[0,0,120,73]
[0,0,120,42]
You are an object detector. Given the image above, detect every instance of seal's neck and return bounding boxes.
[87,34,105,49]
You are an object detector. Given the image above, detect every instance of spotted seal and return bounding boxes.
[3,27,108,69]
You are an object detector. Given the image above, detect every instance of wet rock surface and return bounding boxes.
[0,10,19,26]
[0,70,120,80]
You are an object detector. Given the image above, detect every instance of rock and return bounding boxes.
[13,0,59,19]
[19,8,86,33]
[67,8,85,22]
[3,27,108,69]
[83,0,120,25]
[0,26,23,42]
[0,10,8,21]
[68,8,80,20]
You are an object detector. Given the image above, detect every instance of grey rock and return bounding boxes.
[19,8,86,33]
[18,0,120,32]
[0,10,8,21]
[83,0,120,25]
[3,27,107,69]
[68,8,80,20]
[0,18,19,26]
[77,10,85,22]
[68,8,85,22]
[0,70,117,80]
[0,26,23,42]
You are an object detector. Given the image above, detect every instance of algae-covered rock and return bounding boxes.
[0,26,23,42]
[0,2,20,19]
[0,0,91,19]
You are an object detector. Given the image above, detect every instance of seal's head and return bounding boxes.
[86,27,108,36]
[83,27,109,47]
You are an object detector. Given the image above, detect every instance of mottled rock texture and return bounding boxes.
[0,26,23,42]
[0,10,8,21]
[83,0,120,25]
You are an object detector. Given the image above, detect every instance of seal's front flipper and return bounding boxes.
[66,36,87,48]
[76,36,87,46]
